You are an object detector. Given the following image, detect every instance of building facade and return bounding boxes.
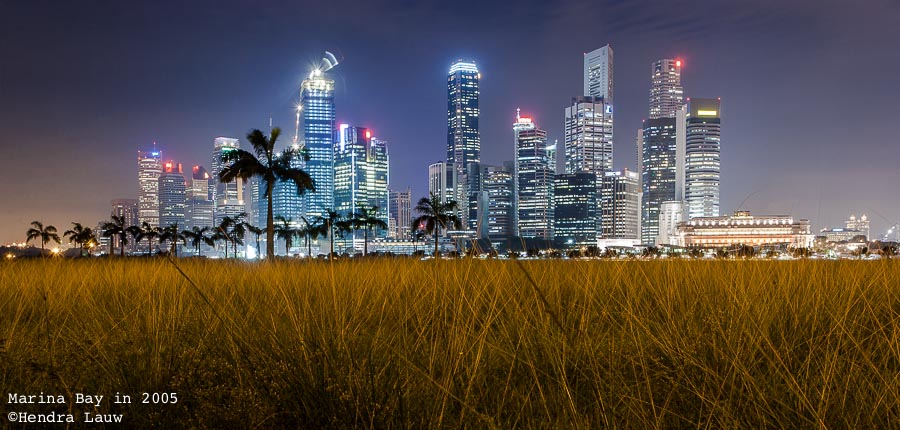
[564,96,614,175]
[640,118,679,244]
[389,189,412,239]
[553,172,598,248]
[186,166,214,230]
[649,59,684,120]
[584,44,613,102]
[137,146,162,227]
[675,211,814,249]
[211,137,244,225]
[514,112,554,239]
[111,198,139,252]
[300,68,336,221]
[158,161,186,228]
[480,164,514,244]
[447,60,480,231]
[599,169,641,245]
[684,98,721,219]
[428,161,455,204]
[845,214,870,240]
[333,125,389,245]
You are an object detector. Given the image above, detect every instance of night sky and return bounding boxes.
[2,0,899,244]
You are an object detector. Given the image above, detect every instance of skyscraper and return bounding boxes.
[186,166,214,230]
[584,44,613,102]
[333,124,390,248]
[564,96,614,175]
[300,68,336,221]
[554,172,598,248]
[648,59,684,119]
[514,111,554,239]
[158,161,186,228]
[447,60,480,231]
[137,145,162,227]
[600,169,641,246]
[211,137,244,225]
[389,189,412,239]
[684,98,721,219]
[111,198,139,253]
[640,118,679,245]
[641,58,685,245]
[428,161,455,204]
[480,164,514,245]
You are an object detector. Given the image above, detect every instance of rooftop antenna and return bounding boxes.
[293,105,301,147]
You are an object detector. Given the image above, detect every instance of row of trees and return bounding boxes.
[24,127,468,260]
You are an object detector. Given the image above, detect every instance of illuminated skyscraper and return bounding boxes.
[300,68,336,220]
[428,161,455,204]
[480,164,514,244]
[649,59,684,119]
[389,189,412,239]
[554,172,598,248]
[584,44,613,102]
[333,125,389,248]
[600,169,641,246]
[137,145,162,227]
[211,137,244,225]
[186,166,214,230]
[111,198,139,253]
[684,98,721,219]
[447,60,480,231]
[158,161,186,228]
[641,58,686,245]
[514,111,554,239]
[564,96,613,175]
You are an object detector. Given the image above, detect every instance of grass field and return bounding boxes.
[2,258,899,429]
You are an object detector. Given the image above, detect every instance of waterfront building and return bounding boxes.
[675,211,814,249]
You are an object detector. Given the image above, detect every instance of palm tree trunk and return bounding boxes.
[434,228,439,259]
[330,223,335,261]
[307,235,312,258]
[266,181,275,260]
[364,228,368,256]
[41,238,45,258]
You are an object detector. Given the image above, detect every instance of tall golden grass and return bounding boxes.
[1,258,899,429]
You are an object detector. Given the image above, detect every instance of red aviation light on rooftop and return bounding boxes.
[676,60,682,67]
[365,130,371,139]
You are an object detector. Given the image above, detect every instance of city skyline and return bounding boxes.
[2,0,899,244]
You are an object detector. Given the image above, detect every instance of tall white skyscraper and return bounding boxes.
[684,98,721,219]
[564,96,614,175]
[447,60,481,232]
[137,145,162,227]
[158,161,186,228]
[514,110,554,239]
[584,45,613,103]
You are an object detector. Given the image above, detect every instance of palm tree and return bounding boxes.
[63,222,95,257]
[274,216,297,256]
[411,193,462,258]
[219,128,314,260]
[348,205,387,256]
[159,223,186,256]
[214,214,246,258]
[182,226,214,256]
[26,221,61,257]
[136,222,161,256]
[101,215,129,257]
[312,209,349,260]
[298,216,320,258]
[243,223,264,258]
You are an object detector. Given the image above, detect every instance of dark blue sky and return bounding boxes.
[2,0,899,243]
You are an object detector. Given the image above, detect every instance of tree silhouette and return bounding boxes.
[26,221,60,257]
[348,205,387,256]
[411,193,461,259]
[63,222,95,257]
[100,216,130,257]
[182,226,214,256]
[219,128,314,260]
